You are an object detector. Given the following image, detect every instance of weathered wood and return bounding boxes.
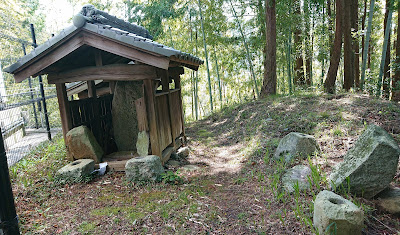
[47,64,157,84]
[82,31,170,70]
[144,79,161,158]
[135,97,149,132]
[87,81,96,98]
[161,70,175,148]
[56,83,72,142]
[14,35,85,82]
[170,91,183,139]
[67,80,102,96]
[94,50,103,66]
[161,146,174,165]
[155,94,172,151]
[175,75,186,140]
[109,81,116,94]
[170,56,200,71]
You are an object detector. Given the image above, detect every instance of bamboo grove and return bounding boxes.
[1,0,400,121]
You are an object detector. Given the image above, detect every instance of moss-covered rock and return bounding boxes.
[273,132,320,162]
[330,125,400,198]
[66,126,104,163]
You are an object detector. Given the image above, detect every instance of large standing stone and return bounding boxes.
[376,187,400,214]
[313,190,364,235]
[330,125,400,198]
[66,126,104,163]
[274,132,320,162]
[282,165,311,193]
[57,159,94,180]
[125,155,164,182]
[112,81,143,152]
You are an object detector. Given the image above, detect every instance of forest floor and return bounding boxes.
[10,93,400,234]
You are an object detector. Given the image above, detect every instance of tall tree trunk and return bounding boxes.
[361,0,367,68]
[393,4,400,101]
[327,0,334,48]
[294,0,304,86]
[261,0,277,97]
[343,0,354,91]
[361,0,375,91]
[324,0,343,93]
[305,1,313,86]
[383,0,392,98]
[377,2,393,97]
[352,0,360,88]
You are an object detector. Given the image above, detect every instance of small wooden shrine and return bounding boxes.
[4,6,203,164]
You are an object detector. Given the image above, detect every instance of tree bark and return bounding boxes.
[261,0,277,97]
[324,0,343,93]
[392,4,400,101]
[352,0,360,88]
[343,0,354,91]
[383,0,391,98]
[361,0,367,66]
[294,0,304,86]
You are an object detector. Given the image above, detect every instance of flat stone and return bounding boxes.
[66,126,104,163]
[177,147,190,158]
[376,187,400,214]
[282,165,311,193]
[274,132,320,162]
[330,125,400,198]
[112,81,143,151]
[167,160,180,167]
[182,164,200,171]
[313,190,364,235]
[125,155,164,182]
[136,131,149,156]
[57,159,94,179]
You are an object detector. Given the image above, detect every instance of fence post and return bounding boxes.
[29,24,51,141]
[0,128,20,234]
[21,44,39,129]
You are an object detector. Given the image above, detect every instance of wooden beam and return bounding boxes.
[56,83,72,143]
[160,70,175,149]
[82,31,170,70]
[175,75,186,142]
[47,64,157,84]
[169,56,200,71]
[14,35,85,83]
[87,81,96,98]
[144,79,161,158]
[109,81,116,94]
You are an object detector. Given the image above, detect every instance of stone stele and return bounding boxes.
[282,165,312,193]
[274,132,320,162]
[125,155,164,182]
[313,190,364,235]
[329,125,400,199]
[66,126,104,163]
[112,81,143,152]
[57,159,94,179]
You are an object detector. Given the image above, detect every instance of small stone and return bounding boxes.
[177,147,190,158]
[136,131,149,156]
[125,155,164,182]
[313,190,364,235]
[66,126,104,163]
[167,160,180,167]
[330,125,400,198]
[57,159,94,179]
[274,132,320,162]
[282,165,311,193]
[376,187,400,214]
[182,164,200,171]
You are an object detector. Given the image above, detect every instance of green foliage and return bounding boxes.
[161,170,183,184]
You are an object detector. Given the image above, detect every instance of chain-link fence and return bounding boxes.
[0,22,62,166]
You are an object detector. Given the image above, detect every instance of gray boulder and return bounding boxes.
[376,187,400,214]
[330,125,400,198]
[66,126,104,163]
[125,155,164,182]
[136,131,149,156]
[282,165,311,193]
[313,190,364,235]
[274,132,320,162]
[177,146,190,158]
[57,159,94,180]
[112,81,143,151]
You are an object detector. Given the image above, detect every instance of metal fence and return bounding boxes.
[0,23,61,166]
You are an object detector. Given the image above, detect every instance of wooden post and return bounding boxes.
[144,79,161,157]
[109,81,116,94]
[161,70,176,150]
[56,83,72,143]
[175,75,186,142]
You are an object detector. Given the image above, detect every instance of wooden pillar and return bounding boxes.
[161,70,176,149]
[87,81,97,98]
[56,83,72,142]
[144,79,161,157]
[109,81,116,94]
[175,75,186,142]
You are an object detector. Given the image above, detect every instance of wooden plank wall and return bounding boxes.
[155,94,172,151]
[170,90,183,139]
[69,94,113,152]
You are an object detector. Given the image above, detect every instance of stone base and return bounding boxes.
[57,159,94,180]
[125,155,164,182]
